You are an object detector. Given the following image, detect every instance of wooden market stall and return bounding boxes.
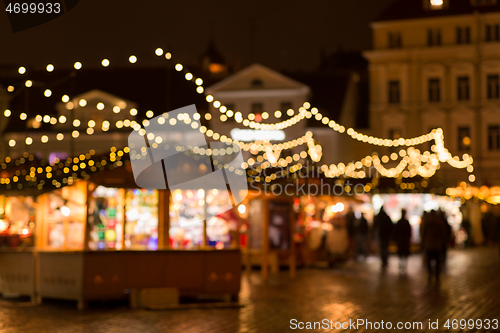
[241,191,297,280]
[0,160,242,309]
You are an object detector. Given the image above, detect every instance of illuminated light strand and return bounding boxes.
[2,50,474,184]
[0,147,130,189]
[6,51,434,149]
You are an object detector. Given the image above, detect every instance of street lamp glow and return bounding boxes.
[74,62,82,70]
[18,67,26,74]
[129,55,137,63]
[46,64,54,72]
[101,59,110,67]
[155,48,163,56]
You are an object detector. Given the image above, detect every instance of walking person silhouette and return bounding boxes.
[394,209,412,272]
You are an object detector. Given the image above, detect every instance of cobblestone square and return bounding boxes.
[1,247,499,332]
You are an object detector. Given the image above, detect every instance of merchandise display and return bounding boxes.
[125,189,159,250]
[169,189,233,249]
[88,185,124,250]
[45,182,86,249]
[0,196,36,248]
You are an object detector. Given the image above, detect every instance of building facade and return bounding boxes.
[364,0,500,189]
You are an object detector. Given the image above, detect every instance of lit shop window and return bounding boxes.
[169,189,234,249]
[0,196,36,248]
[88,186,124,250]
[45,183,87,249]
[125,189,158,250]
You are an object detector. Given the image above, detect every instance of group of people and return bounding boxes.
[420,210,452,283]
[346,207,453,284]
[374,208,452,283]
[374,208,412,270]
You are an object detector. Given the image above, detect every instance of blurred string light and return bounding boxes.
[0,147,130,189]
[446,183,500,205]
[1,49,474,185]
[4,49,438,149]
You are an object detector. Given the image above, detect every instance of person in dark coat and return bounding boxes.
[374,207,393,268]
[394,209,412,271]
[345,207,356,258]
[353,213,370,260]
[421,210,447,284]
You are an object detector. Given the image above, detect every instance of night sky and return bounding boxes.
[1,0,395,72]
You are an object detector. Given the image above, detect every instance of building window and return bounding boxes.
[388,80,401,104]
[389,128,401,152]
[458,126,471,151]
[488,125,500,150]
[428,78,441,102]
[427,28,442,46]
[389,128,401,138]
[457,76,470,101]
[456,26,471,44]
[487,74,500,99]
[251,79,263,88]
[486,24,500,41]
[252,103,263,114]
[280,102,292,112]
[388,32,402,48]
[252,103,263,122]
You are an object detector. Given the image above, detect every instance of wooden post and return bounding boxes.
[158,190,170,249]
[203,189,207,248]
[35,194,47,249]
[83,181,90,250]
[289,199,296,279]
[120,188,126,250]
[262,199,269,280]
